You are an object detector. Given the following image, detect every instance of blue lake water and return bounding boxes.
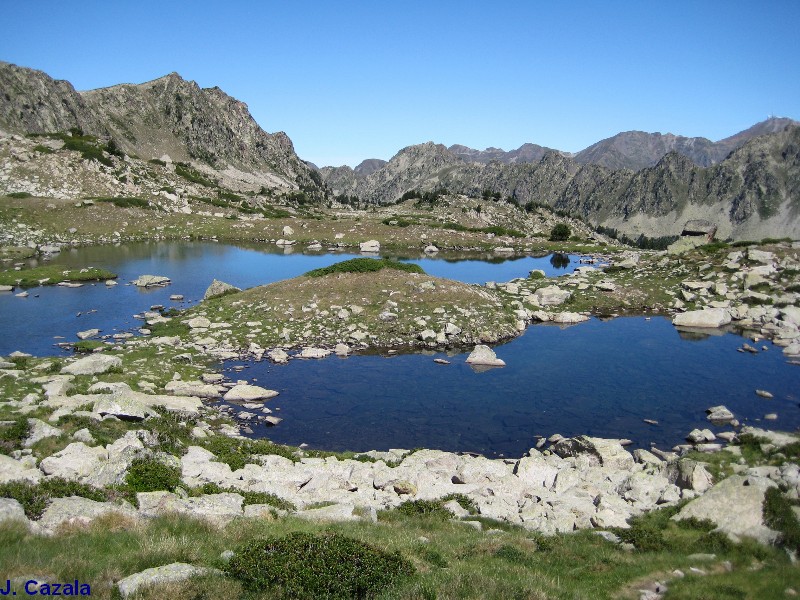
[1,242,797,455]
[0,242,582,356]
[224,317,800,456]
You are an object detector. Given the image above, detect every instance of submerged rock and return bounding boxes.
[132,275,171,288]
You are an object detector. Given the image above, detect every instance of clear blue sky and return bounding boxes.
[1,1,798,167]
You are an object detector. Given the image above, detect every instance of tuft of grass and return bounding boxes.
[6,191,33,198]
[306,257,425,278]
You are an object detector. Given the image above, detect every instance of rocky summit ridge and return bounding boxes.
[0,62,319,192]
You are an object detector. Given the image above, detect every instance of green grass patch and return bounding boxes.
[6,191,32,198]
[763,487,800,552]
[305,257,425,278]
[0,265,117,287]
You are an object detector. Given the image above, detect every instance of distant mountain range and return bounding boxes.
[334,118,797,172]
[1,61,798,241]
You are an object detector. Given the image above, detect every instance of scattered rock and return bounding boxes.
[223,384,279,402]
[61,354,122,376]
[202,279,240,300]
[117,563,222,598]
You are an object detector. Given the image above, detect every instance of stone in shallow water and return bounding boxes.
[223,384,279,402]
[131,275,171,287]
[673,308,731,328]
[465,345,505,367]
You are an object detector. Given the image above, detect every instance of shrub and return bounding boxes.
[7,191,32,198]
[175,163,217,187]
[529,271,545,280]
[763,487,800,552]
[305,258,425,278]
[226,532,415,598]
[549,223,571,241]
[0,478,108,519]
[192,483,295,512]
[95,197,151,209]
[0,417,30,452]
[124,457,181,493]
[73,340,105,353]
[395,499,451,519]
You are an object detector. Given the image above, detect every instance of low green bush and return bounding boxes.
[306,258,425,278]
[226,532,415,598]
[494,544,530,564]
[124,457,181,493]
[73,340,105,353]
[7,191,32,198]
[550,223,571,241]
[192,482,295,511]
[0,478,108,519]
[200,436,297,470]
[0,417,30,452]
[395,499,452,519]
[95,197,151,209]
[764,487,800,552]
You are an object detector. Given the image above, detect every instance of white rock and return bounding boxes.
[465,345,506,367]
[359,240,380,252]
[223,384,279,402]
[61,354,122,375]
[672,308,731,328]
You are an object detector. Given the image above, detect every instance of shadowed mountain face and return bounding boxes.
[0,61,318,189]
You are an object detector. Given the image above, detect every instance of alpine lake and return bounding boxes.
[2,241,798,458]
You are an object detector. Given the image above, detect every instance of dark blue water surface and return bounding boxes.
[0,242,581,356]
[1,242,797,456]
[222,317,800,457]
